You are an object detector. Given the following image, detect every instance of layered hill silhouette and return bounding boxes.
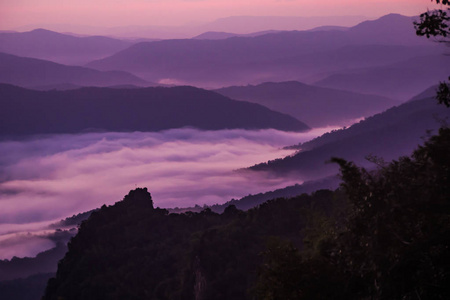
[268,44,441,84]
[346,13,427,45]
[86,14,440,88]
[0,243,68,282]
[0,84,309,137]
[0,29,133,65]
[0,52,148,88]
[196,15,366,35]
[85,15,366,39]
[250,94,450,180]
[215,81,396,127]
[192,30,280,40]
[87,30,353,86]
[316,54,450,100]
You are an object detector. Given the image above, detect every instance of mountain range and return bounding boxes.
[215,81,396,127]
[85,14,443,93]
[0,29,133,65]
[0,84,309,137]
[1,88,448,299]
[14,15,367,39]
[250,94,450,180]
[0,52,148,88]
[192,30,280,40]
[316,54,450,100]
[2,11,449,300]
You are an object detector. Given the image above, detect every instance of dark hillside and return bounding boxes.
[0,84,309,137]
[215,81,395,127]
[42,188,345,300]
[249,96,450,179]
[0,52,148,88]
[315,54,450,100]
[0,29,132,65]
[0,273,55,300]
[43,127,450,299]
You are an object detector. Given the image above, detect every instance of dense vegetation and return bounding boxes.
[42,188,346,300]
[43,126,449,299]
[256,127,450,299]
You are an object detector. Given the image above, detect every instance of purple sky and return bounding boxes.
[0,0,434,31]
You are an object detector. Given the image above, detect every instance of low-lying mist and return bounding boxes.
[0,127,335,259]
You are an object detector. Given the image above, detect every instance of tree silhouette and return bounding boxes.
[415,0,450,106]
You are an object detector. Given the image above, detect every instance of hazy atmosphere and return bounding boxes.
[1,0,432,37]
[0,0,449,298]
[0,128,336,259]
[0,129,333,223]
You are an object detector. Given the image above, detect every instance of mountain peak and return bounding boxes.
[351,13,412,30]
[27,28,62,36]
[121,188,154,209]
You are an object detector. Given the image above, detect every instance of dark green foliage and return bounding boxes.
[43,128,450,300]
[414,1,449,39]
[42,188,343,300]
[254,238,304,300]
[437,78,450,107]
[254,237,345,300]
[331,127,450,299]
[254,127,450,299]
[414,9,449,38]
[414,1,450,107]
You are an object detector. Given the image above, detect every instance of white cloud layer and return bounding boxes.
[0,128,336,220]
[0,127,334,259]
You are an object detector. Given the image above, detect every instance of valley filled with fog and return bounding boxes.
[0,127,336,259]
[1,1,449,298]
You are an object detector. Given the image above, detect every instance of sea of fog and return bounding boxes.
[0,127,336,259]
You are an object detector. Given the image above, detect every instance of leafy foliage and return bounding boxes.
[437,77,450,107]
[41,125,450,300]
[256,128,450,299]
[414,0,450,107]
[415,8,449,38]
[331,128,450,299]
[42,188,344,300]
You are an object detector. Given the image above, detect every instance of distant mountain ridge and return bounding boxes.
[348,14,421,45]
[215,81,396,127]
[0,52,152,89]
[0,84,309,137]
[315,54,450,100]
[192,30,280,40]
[0,29,133,65]
[86,14,439,88]
[198,15,366,35]
[249,94,450,180]
[0,52,148,88]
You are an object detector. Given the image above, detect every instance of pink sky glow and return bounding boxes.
[0,0,437,31]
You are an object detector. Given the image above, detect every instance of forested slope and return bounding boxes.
[43,127,450,299]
